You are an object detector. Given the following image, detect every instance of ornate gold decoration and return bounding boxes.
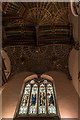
[23,7,52,26]
[28,46,47,55]
[2,2,25,17]
[53,8,69,25]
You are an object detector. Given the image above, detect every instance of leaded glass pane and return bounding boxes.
[38,84,46,114]
[19,84,31,115]
[43,80,48,84]
[18,79,57,116]
[47,84,56,114]
[30,80,35,84]
[29,84,38,114]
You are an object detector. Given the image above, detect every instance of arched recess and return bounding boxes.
[1,49,11,79]
[14,74,60,120]
[2,72,38,119]
[20,74,38,96]
[71,2,78,17]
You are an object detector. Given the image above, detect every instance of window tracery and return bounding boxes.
[16,78,59,118]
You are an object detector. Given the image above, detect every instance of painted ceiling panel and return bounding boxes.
[2,2,73,47]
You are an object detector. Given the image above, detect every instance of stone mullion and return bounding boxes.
[37,84,39,114]
[45,84,48,114]
[27,85,32,114]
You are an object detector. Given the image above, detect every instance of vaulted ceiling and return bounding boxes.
[2,2,73,47]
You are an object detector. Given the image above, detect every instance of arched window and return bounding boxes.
[72,2,80,16]
[14,78,60,119]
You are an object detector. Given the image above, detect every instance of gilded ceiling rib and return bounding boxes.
[53,7,68,25]
[3,2,9,14]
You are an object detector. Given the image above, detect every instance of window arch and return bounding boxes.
[14,78,60,119]
[71,2,80,16]
[73,2,80,16]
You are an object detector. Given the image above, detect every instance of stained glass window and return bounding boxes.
[39,84,46,114]
[19,84,31,115]
[16,78,59,118]
[43,80,48,84]
[47,84,56,114]
[30,80,35,84]
[29,84,38,114]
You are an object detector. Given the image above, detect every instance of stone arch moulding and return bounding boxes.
[14,74,60,120]
[71,2,78,17]
[24,74,38,83]
[41,74,54,82]
[20,74,38,99]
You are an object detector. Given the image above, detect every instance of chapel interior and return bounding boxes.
[0,1,80,120]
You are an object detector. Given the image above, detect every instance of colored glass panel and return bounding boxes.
[47,84,56,114]
[43,80,48,84]
[29,84,38,114]
[18,80,57,116]
[30,80,35,84]
[38,84,46,114]
[19,84,31,115]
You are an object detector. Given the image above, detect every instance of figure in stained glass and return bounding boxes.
[31,94,36,106]
[47,84,56,114]
[29,84,38,114]
[39,84,46,114]
[40,92,45,106]
[49,93,54,106]
[18,79,57,116]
